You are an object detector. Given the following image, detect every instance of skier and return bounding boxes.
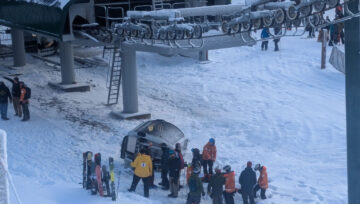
[207,167,225,204]
[223,165,236,204]
[19,82,30,121]
[128,148,152,198]
[239,161,256,204]
[254,163,268,199]
[159,143,170,190]
[187,166,205,204]
[3,76,21,117]
[261,28,270,51]
[273,25,281,51]
[168,149,181,198]
[202,138,217,181]
[0,81,12,120]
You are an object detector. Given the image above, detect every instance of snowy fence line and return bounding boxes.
[0,129,9,204]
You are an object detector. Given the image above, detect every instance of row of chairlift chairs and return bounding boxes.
[112,0,344,43]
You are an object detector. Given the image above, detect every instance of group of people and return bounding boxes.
[260,26,281,52]
[0,76,30,121]
[128,138,269,204]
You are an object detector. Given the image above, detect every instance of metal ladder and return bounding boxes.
[152,0,164,10]
[107,47,122,105]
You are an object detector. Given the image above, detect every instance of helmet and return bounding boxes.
[223,165,231,173]
[209,138,215,144]
[193,166,201,174]
[254,164,261,171]
[215,166,222,173]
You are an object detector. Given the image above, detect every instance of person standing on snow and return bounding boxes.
[261,28,270,51]
[168,150,181,198]
[3,76,21,117]
[159,143,170,190]
[239,161,257,204]
[254,163,268,199]
[187,148,203,184]
[0,81,12,120]
[273,25,281,51]
[128,148,152,198]
[19,82,30,121]
[207,167,225,204]
[223,165,236,204]
[202,138,217,181]
[175,143,185,189]
[187,166,205,204]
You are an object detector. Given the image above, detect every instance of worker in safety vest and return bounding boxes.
[254,163,268,199]
[128,148,153,197]
[223,165,236,204]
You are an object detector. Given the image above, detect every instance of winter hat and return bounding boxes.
[209,138,215,144]
[215,166,222,173]
[254,163,261,171]
[247,161,252,167]
[14,77,19,82]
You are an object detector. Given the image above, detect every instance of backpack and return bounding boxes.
[25,87,31,99]
[189,177,198,193]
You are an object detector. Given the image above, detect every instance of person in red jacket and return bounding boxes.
[254,163,268,199]
[223,165,236,204]
[202,138,217,179]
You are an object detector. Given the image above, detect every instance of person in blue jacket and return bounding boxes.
[261,28,270,51]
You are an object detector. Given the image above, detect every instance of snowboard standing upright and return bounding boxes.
[109,157,116,201]
[102,165,111,197]
[83,151,93,190]
[95,153,104,196]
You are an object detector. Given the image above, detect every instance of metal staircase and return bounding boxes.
[152,0,164,10]
[107,47,122,105]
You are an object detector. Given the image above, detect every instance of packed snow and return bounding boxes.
[0,31,346,204]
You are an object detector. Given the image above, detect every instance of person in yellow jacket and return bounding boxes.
[128,148,153,197]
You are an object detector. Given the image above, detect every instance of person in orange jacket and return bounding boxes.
[254,163,268,199]
[202,138,217,179]
[223,165,236,204]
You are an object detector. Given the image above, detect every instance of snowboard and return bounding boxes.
[109,157,116,201]
[82,152,87,189]
[85,151,93,190]
[95,153,104,196]
[102,165,111,197]
[90,162,97,195]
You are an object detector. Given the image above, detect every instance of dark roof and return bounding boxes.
[0,0,80,39]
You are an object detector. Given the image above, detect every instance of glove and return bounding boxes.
[202,191,205,196]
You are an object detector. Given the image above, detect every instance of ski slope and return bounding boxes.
[0,34,346,204]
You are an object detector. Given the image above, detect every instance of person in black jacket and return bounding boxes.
[239,161,256,204]
[273,25,282,52]
[167,150,181,198]
[3,76,21,117]
[207,167,225,204]
[159,143,170,190]
[191,148,202,168]
[0,81,12,120]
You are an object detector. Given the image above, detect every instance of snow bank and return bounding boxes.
[0,129,9,204]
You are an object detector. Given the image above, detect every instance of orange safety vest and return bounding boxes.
[223,171,236,193]
[258,166,268,189]
[186,166,192,184]
[202,142,217,161]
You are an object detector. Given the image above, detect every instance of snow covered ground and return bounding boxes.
[0,32,346,204]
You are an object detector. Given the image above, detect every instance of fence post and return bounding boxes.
[321,29,326,69]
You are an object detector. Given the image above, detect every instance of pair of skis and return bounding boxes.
[82,152,117,201]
